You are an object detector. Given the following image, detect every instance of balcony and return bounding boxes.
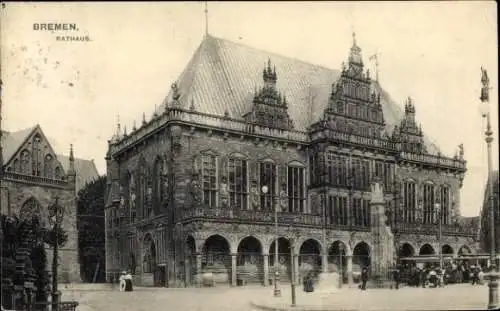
[393,221,477,237]
[181,207,323,227]
[2,171,68,188]
[400,152,466,170]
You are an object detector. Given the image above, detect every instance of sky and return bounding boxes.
[0,1,497,217]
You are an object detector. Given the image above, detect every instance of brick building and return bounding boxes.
[104,34,479,287]
[0,124,99,283]
[479,170,500,256]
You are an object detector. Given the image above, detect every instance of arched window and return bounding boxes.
[153,158,164,213]
[54,166,62,179]
[201,153,218,208]
[440,185,450,225]
[19,197,42,222]
[21,150,31,174]
[44,154,53,178]
[32,135,42,176]
[129,174,136,220]
[402,180,416,223]
[13,159,20,173]
[423,183,435,224]
[136,163,146,219]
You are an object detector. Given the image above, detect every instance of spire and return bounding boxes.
[142,112,146,125]
[116,114,121,136]
[352,32,357,47]
[204,1,209,37]
[68,144,76,176]
[263,58,277,86]
[348,32,363,65]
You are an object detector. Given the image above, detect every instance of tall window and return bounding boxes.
[137,164,146,219]
[440,185,450,225]
[287,166,305,212]
[328,196,348,226]
[403,181,416,223]
[21,150,30,174]
[384,163,393,191]
[201,154,217,208]
[352,158,370,190]
[153,158,164,213]
[326,152,347,186]
[54,166,62,179]
[228,158,248,209]
[362,199,370,227]
[32,135,42,176]
[13,159,20,173]
[259,162,276,210]
[353,198,363,226]
[44,154,53,178]
[423,183,435,224]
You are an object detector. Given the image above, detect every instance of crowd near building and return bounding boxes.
[104,33,480,287]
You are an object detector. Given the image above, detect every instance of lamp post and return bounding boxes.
[338,243,344,288]
[434,201,443,271]
[262,185,281,297]
[479,67,499,309]
[48,196,64,311]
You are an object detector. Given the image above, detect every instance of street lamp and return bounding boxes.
[434,201,443,271]
[48,196,64,311]
[262,185,281,297]
[338,243,344,288]
[479,67,499,310]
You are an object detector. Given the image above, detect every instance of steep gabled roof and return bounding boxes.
[57,154,100,193]
[1,126,37,164]
[160,35,440,154]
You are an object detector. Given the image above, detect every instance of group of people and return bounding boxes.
[119,271,134,292]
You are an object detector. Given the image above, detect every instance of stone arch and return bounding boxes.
[398,242,416,258]
[269,237,292,281]
[353,241,371,269]
[442,244,454,255]
[328,240,348,274]
[299,239,322,277]
[142,233,156,274]
[457,245,472,256]
[419,243,435,255]
[237,236,263,284]
[19,197,43,223]
[202,234,231,284]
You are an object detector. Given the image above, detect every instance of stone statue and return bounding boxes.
[481,67,489,102]
[279,185,288,212]
[458,143,464,159]
[249,181,260,210]
[220,177,229,208]
[189,175,203,203]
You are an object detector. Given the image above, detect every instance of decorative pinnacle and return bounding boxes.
[352,32,357,46]
[142,112,146,125]
[132,120,137,130]
[69,144,74,161]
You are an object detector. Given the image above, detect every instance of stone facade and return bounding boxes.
[1,125,99,283]
[104,34,479,287]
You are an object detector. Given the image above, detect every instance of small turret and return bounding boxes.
[67,144,76,184]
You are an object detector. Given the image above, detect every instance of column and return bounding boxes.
[196,254,202,287]
[347,255,353,285]
[294,255,300,284]
[231,254,237,286]
[263,254,269,286]
[322,252,328,273]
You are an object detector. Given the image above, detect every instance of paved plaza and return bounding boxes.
[60,283,492,311]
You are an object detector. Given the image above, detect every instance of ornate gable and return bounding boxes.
[391,97,426,154]
[243,59,294,131]
[312,33,386,139]
[4,125,65,179]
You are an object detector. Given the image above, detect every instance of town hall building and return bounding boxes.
[104,33,479,287]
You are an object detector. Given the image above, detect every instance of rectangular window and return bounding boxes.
[363,199,370,227]
[228,158,248,210]
[423,184,435,224]
[201,154,217,207]
[259,162,276,210]
[287,166,305,213]
[440,186,450,225]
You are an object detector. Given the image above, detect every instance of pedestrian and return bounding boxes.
[125,270,134,291]
[471,267,479,285]
[360,267,368,290]
[119,271,127,292]
[393,266,400,290]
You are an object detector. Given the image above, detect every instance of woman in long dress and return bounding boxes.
[124,271,133,292]
[119,271,127,292]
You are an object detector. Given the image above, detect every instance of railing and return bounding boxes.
[182,207,323,226]
[32,301,79,311]
[394,222,477,236]
[400,152,466,170]
[311,129,399,151]
[109,108,309,154]
[2,172,68,187]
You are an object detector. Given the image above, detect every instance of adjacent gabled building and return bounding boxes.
[479,171,500,257]
[0,124,99,283]
[105,34,479,287]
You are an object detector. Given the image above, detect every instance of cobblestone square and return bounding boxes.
[61,283,491,311]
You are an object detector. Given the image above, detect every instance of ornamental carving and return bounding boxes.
[279,186,288,212]
[220,176,229,208]
[189,174,203,204]
[249,180,260,210]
